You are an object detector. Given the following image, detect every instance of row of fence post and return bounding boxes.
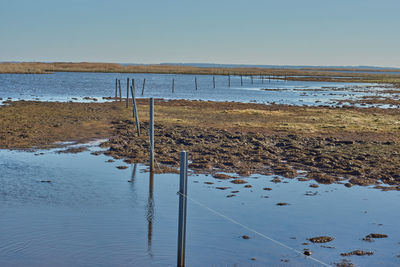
[116,75,287,98]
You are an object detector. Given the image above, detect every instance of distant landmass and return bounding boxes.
[159,63,400,70]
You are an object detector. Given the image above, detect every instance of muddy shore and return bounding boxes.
[1,99,400,189]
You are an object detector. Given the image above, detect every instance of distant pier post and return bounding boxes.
[119,79,122,101]
[141,78,146,96]
[126,78,130,108]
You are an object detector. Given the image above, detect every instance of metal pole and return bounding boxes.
[149,98,154,172]
[195,76,197,91]
[126,78,130,108]
[130,80,140,136]
[240,75,243,86]
[177,151,188,267]
[251,76,253,85]
[228,75,230,87]
[213,76,215,88]
[172,78,175,93]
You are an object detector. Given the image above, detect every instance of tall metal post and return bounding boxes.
[240,75,243,86]
[228,75,230,87]
[195,76,198,91]
[177,151,188,267]
[149,98,154,172]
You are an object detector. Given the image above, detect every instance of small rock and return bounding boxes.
[303,250,312,256]
[276,202,289,206]
[242,235,250,239]
[309,184,319,188]
[263,187,272,191]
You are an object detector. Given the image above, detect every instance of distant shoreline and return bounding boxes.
[0,62,400,84]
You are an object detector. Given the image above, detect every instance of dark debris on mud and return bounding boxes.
[101,120,400,189]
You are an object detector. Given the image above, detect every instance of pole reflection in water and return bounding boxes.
[146,171,155,257]
[131,164,137,183]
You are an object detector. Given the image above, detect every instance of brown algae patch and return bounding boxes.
[308,236,334,243]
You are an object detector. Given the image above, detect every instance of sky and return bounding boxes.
[1,0,399,67]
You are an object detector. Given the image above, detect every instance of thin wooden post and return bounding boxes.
[269,75,271,83]
[172,78,175,93]
[195,76,198,91]
[228,75,230,87]
[130,79,140,136]
[126,78,130,108]
[119,79,122,101]
[141,79,146,96]
[251,76,253,84]
[240,75,243,86]
[115,78,118,98]
[149,98,154,172]
[177,151,188,267]
[213,76,215,88]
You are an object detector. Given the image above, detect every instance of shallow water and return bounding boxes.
[1,145,399,266]
[0,72,390,107]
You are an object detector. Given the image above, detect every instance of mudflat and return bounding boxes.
[1,99,400,189]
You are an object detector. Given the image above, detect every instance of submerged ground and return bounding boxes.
[1,99,400,189]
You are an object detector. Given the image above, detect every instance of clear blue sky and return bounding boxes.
[1,0,399,67]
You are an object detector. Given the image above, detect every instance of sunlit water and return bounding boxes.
[0,145,399,266]
[0,72,394,107]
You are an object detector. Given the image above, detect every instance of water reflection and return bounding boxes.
[146,171,154,257]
